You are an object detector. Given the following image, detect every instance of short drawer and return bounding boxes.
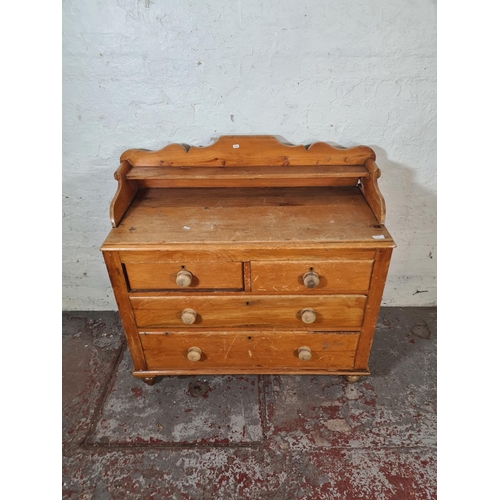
[124,261,243,290]
[140,331,359,371]
[251,260,373,293]
[130,294,367,329]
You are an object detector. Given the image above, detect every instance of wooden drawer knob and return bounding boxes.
[187,347,202,362]
[303,271,320,288]
[300,308,316,324]
[181,308,197,324]
[176,270,193,287]
[298,346,312,361]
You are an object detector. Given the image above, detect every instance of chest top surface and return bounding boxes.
[102,186,393,247]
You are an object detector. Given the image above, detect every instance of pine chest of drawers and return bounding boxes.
[101,136,395,385]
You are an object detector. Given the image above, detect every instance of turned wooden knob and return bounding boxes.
[298,346,312,361]
[303,271,320,288]
[187,347,202,362]
[181,308,197,324]
[300,308,316,324]
[176,270,193,287]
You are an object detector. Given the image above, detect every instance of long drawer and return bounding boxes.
[140,331,359,371]
[130,295,367,329]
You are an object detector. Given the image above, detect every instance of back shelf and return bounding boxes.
[125,164,369,188]
[108,135,386,227]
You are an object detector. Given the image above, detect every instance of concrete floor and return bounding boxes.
[62,307,436,499]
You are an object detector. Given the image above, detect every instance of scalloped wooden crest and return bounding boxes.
[120,135,376,167]
[109,136,385,227]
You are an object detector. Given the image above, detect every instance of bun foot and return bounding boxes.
[142,377,156,386]
[344,375,361,384]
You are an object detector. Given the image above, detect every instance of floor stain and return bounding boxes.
[412,325,431,339]
[188,380,212,398]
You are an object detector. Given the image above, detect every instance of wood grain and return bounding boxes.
[124,261,243,290]
[140,331,359,371]
[117,248,378,263]
[243,262,252,291]
[127,165,369,180]
[134,368,369,376]
[109,161,138,228]
[251,260,373,293]
[125,165,367,188]
[130,295,367,329]
[354,248,393,369]
[120,135,376,167]
[102,187,394,246]
[102,251,147,371]
[360,158,386,224]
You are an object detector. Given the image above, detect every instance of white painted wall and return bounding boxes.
[62,0,436,310]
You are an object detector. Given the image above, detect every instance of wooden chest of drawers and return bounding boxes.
[101,136,395,385]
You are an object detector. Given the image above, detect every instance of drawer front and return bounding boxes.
[140,331,358,371]
[130,295,367,329]
[124,262,243,290]
[251,260,373,293]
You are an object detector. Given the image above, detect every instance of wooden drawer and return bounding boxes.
[130,295,367,329]
[124,261,243,290]
[140,331,359,371]
[251,260,373,293]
